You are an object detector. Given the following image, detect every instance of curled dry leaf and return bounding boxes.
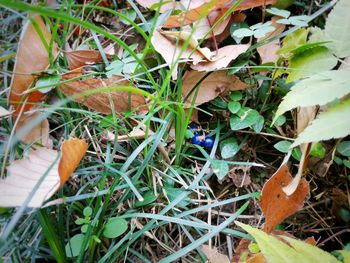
[60,72,147,114]
[59,138,88,185]
[160,30,213,60]
[281,106,316,196]
[9,15,57,114]
[65,50,106,70]
[163,0,277,28]
[260,160,310,233]
[15,112,49,146]
[191,44,249,71]
[182,70,248,107]
[257,16,286,64]
[151,29,205,80]
[200,244,230,263]
[104,125,154,142]
[0,138,87,207]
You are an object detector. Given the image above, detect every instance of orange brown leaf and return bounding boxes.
[58,138,88,186]
[60,72,148,114]
[65,50,106,70]
[260,164,310,233]
[9,15,57,114]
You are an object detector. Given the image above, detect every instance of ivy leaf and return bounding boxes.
[274,70,350,122]
[103,218,128,238]
[230,108,261,130]
[220,138,239,159]
[274,140,292,153]
[324,0,350,58]
[286,46,337,83]
[337,141,350,157]
[212,160,229,180]
[292,98,350,147]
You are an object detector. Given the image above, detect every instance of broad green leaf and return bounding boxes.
[277,28,308,58]
[274,115,286,127]
[292,99,350,147]
[274,70,350,122]
[229,91,243,101]
[134,192,157,207]
[236,222,340,263]
[324,0,350,58]
[282,236,339,263]
[212,160,229,180]
[65,234,87,258]
[232,28,254,38]
[292,147,302,161]
[334,250,350,263]
[287,46,337,83]
[337,141,350,157]
[103,217,128,238]
[228,101,241,114]
[236,222,304,263]
[274,140,292,153]
[220,138,239,159]
[252,115,265,133]
[230,108,260,130]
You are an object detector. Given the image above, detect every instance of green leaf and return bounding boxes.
[81,224,88,233]
[230,108,260,130]
[220,138,239,159]
[292,99,350,147]
[252,116,264,133]
[310,142,326,159]
[337,141,350,157]
[83,207,92,217]
[274,140,292,153]
[120,9,137,25]
[102,218,128,238]
[266,7,291,18]
[292,147,302,161]
[232,28,254,38]
[134,192,157,208]
[236,222,339,263]
[65,234,87,258]
[344,159,350,169]
[287,46,337,83]
[75,218,86,225]
[212,160,229,180]
[324,0,350,58]
[230,91,243,101]
[274,70,350,122]
[35,74,60,93]
[228,101,241,114]
[164,187,190,208]
[277,28,309,58]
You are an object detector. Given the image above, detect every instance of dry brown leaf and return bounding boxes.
[59,138,88,186]
[160,30,213,60]
[188,10,232,40]
[15,112,49,145]
[0,138,87,207]
[151,29,205,79]
[281,106,316,195]
[163,0,277,28]
[65,50,105,70]
[0,148,60,207]
[60,72,147,114]
[9,15,57,114]
[182,70,248,107]
[104,125,154,142]
[0,106,11,118]
[257,16,285,64]
[201,244,230,263]
[260,162,310,233]
[191,44,249,71]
